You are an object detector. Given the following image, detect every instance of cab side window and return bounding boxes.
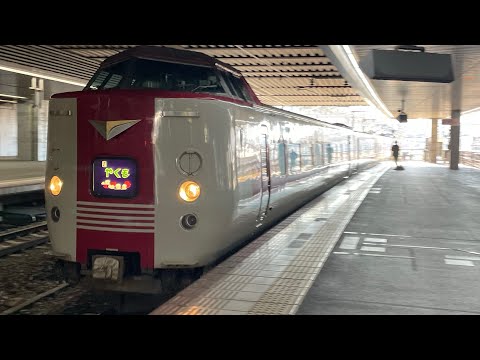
[223,72,252,102]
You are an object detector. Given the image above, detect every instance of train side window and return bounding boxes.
[222,73,241,99]
[288,144,300,174]
[301,144,313,170]
[85,61,130,90]
[222,73,249,101]
[88,71,109,90]
[314,143,323,166]
[229,74,252,102]
[103,74,123,89]
[275,141,286,176]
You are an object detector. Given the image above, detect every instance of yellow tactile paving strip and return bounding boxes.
[150,163,390,315]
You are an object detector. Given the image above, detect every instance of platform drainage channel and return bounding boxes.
[296,233,313,240]
[288,240,307,248]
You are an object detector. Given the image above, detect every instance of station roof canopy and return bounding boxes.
[2,45,479,120]
[0,45,367,107]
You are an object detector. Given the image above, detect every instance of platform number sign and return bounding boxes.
[92,158,137,198]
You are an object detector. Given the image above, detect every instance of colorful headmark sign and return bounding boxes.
[92,158,137,198]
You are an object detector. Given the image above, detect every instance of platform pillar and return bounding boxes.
[430,118,438,163]
[450,110,460,170]
[16,103,34,161]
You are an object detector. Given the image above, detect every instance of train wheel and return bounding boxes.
[159,268,203,293]
[159,270,179,293]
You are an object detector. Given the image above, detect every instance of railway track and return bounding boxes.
[0,221,49,258]
[0,222,171,315]
[1,282,69,315]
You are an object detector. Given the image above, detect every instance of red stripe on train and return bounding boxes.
[76,216,155,224]
[77,204,155,211]
[76,223,154,229]
[77,208,155,218]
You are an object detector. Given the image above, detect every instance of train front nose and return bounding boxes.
[48,92,157,281]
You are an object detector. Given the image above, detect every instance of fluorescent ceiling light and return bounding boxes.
[461,107,480,116]
[0,64,87,87]
[0,93,27,99]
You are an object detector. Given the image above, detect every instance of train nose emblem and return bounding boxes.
[89,120,141,140]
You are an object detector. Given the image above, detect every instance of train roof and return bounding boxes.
[99,46,241,75]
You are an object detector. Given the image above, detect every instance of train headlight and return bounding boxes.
[49,176,63,196]
[179,180,201,202]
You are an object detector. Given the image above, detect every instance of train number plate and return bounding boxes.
[92,255,124,282]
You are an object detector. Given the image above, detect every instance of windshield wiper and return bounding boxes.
[192,84,219,93]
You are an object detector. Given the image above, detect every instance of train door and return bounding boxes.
[347,134,353,176]
[350,134,358,174]
[257,124,271,222]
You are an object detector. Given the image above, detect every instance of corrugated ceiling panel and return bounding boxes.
[218,57,332,66]
[0,45,366,107]
[0,45,99,80]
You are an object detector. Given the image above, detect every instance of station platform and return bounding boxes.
[298,162,480,315]
[150,162,389,315]
[150,162,480,315]
[0,161,45,197]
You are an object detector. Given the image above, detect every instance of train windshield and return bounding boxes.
[85,59,227,95]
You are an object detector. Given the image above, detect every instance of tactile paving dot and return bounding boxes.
[176,306,219,315]
[248,301,293,315]
[153,303,181,315]
[266,285,308,296]
[221,274,255,284]
[169,295,191,306]
[289,259,324,268]
[280,272,317,280]
[270,278,312,288]
[186,297,229,309]
[256,292,303,305]
[204,289,239,299]
[283,266,319,274]
[211,282,247,291]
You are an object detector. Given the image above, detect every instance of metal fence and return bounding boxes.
[460,151,480,168]
[397,149,428,161]
[395,148,451,164]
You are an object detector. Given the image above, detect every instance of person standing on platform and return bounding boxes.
[392,141,400,166]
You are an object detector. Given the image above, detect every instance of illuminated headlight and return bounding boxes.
[49,176,63,196]
[179,180,201,202]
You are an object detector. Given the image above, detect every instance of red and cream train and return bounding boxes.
[45,46,390,290]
